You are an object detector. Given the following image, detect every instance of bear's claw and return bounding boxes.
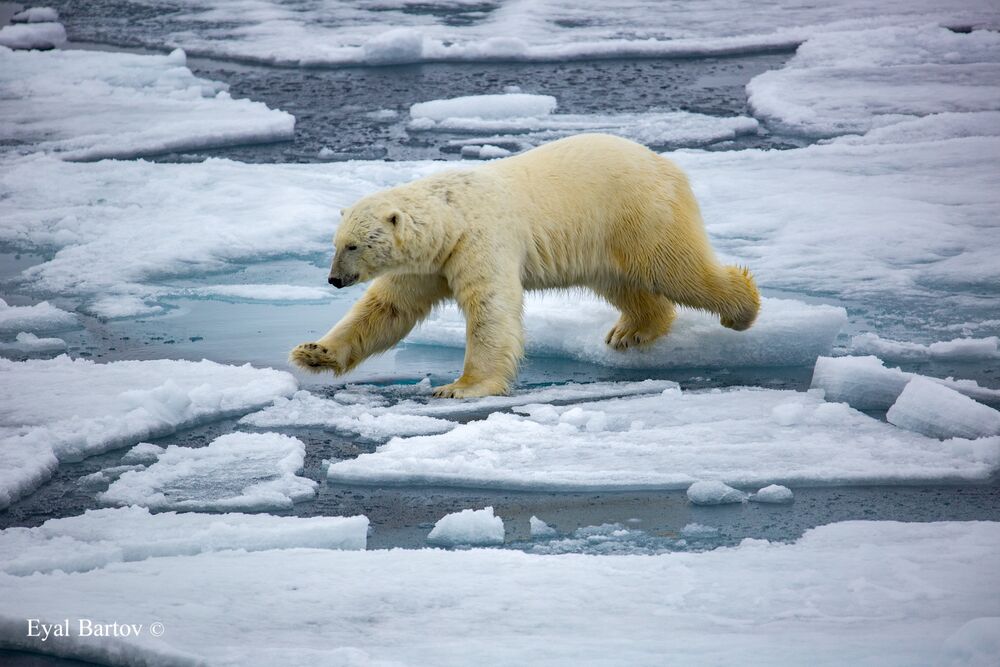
[604,321,662,351]
[290,342,344,374]
[432,379,507,399]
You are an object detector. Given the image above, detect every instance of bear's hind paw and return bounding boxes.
[432,379,507,399]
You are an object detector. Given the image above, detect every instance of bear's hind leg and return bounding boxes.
[597,286,676,351]
[651,264,760,332]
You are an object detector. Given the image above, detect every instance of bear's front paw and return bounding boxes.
[432,379,507,399]
[289,342,346,374]
[604,320,665,351]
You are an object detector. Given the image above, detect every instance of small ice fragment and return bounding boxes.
[887,379,1000,440]
[681,523,718,537]
[687,481,747,506]
[751,484,794,504]
[120,442,166,465]
[427,507,505,546]
[529,515,557,538]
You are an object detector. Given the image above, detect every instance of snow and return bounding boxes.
[0,355,297,509]
[0,298,76,333]
[751,484,794,504]
[411,94,558,122]
[748,26,1000,139]
[0,520,996,665]
[811,356,1000,410]
[0,47,294,161]
[529,516,557,538]
[940,617,1000,667]
[427,506,505,546]
[0,332,67,355]
[327,387,1000,491]
[119,443,166,465]
[0,506,367,576]
[687,481,747,505]
[887,379,1000,441]
[412,294,846,370]
[850,333,999,362]
[100,432,316,512]
[11,7,59,23]
[0,22,65,50]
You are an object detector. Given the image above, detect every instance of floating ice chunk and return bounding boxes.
[680,523,718,537]
[411,94,558,123]
[940,617,1000,667]
[687,481,747,505]
[186,284,333,302]
[412,295,845,370]
[100,432,316,512]
[811,356,1000,410]
[0,298,76,333]
[85,295,163,319]
[0,506,367,575]
[329,387,1000,491]
[751,484,794,504]
[529,516,557,538]
[363,28,425,65]
[0,47,294,160]
[849,333,999,362]
[0,22,65,50]
[460,144,512,159]
[119,442,166,465]
[0,356,297,509]
[427,506,505,546]
[887,379,1000,441]
[11,7,59,23]
[0,332,66,355]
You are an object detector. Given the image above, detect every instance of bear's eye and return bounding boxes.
[346,244,358,251]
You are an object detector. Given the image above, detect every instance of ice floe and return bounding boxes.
[100,432,316,511]
[0,332,67,356]
[0,355,296,509]
[0,22,65,50]
[750,484,794,504]
[0,47,294,160]
[687,481,747,505]
[411,294,846,370]
[849,333,999,362]
[327,386,1000,491]
[887,378,1000,440]
[184,284,333,302]
[0,298,75,334]
[0,521,996,665]
[11,7,59,23]
[0,506,367,576]
[529,516,557,538]
[427,506,505,546]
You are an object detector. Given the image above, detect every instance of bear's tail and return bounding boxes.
[718,265,761,332]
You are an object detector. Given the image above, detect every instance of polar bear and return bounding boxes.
[291,133,759,398]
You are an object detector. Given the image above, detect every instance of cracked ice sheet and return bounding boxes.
[0,521,997,666]
[327,387,1000,491]
[0,355,297,509]
[77,0,1000,66]
[411,295,846,370]
[0,47,293,161]
[0,506,367,576]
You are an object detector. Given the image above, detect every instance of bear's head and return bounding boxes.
[328,194,415,288]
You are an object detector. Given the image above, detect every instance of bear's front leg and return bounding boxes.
[433,267,524,398]
[290,274,449,375]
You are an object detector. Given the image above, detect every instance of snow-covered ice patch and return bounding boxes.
[0,22,65,50]
[327,387,1000,491]
[687,481,747,505]
[0,332,66,355]
[850,333,999,362]
[11,7,59,23]
[412,294,845,370]
[0,47,293,160]
[887,379,1000,441]
[681,522,719,538]
[0,355,297,509]
[119,443,166,465]
[0,506,367,576]
[427,506,505,547]
[751,484,794,504]
[0,298,75,334]
[185,284,333,302]
[411,94,557,123]
[940,617,1000,667]
[100,432,316,511]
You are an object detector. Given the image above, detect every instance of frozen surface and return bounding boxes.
[0,332,67,356]
[940,617,1000,667]
[887,379,1000,441]
[0,298,75,334]
[811,356,1000,410]
[747,26,1000,139]
[0,506,367,575]
[0,355,296,509]
[427,506,505,546]
[850,333,999,362]
[185,284,333,302]
[100,432,316,511]
[411,93,557,122]
[63,0,1000,67]
[327,387,1000,491]
[687,481,747,505]
[412,295,845,369]
[0,521,997,666]
[751,484,794,504]
[0,23,65,50]
[0,47,293,161]
[11,7,60,23]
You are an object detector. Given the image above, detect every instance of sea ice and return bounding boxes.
[0,506,368,575]
[0,520,996,665]
[119,442,166,465]
[411,294,845,370]
[687,481,747,505]
[11,7,59,23]
[100,432,317,511]
[811,356,1000,410]
[0,23,65,50]
[0,355,296,509]
[427,506,505,546]
[0,298,75,334]
[410,94,558,122]
[940,617,1000,667]
[887,378,1000,440]
[680,523,719,538]
[849,333,999,362]
[0,332,66,355]
[529,516,557,538]
[0,47,294,160]
[327,387,1000,491]
[185,284,334,302]
[750,484,794,504]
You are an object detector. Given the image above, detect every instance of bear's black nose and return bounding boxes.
[328,276,343,288]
